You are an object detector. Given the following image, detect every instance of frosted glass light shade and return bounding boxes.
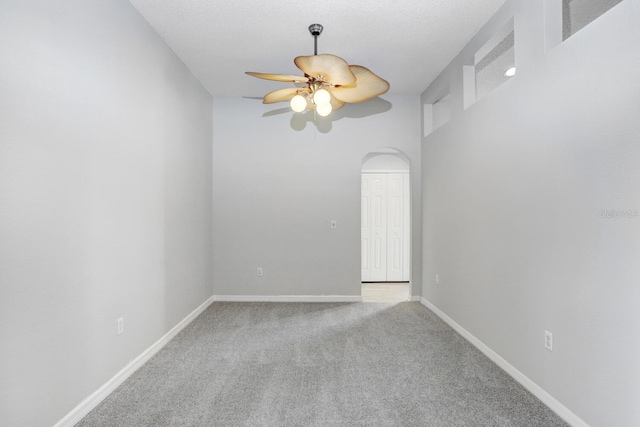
[316,103,332,117]
[290,94,307,112]
[313,88,331,106]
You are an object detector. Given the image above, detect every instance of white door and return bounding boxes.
[361,177,372,281]
[403,174,411,280]
[362,173,388,281]
[386,174,404,281]
[361,172,409,282]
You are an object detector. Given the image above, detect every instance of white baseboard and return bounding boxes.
[57,295,581,426]
[214,295,362,303]
[419,298,589,427]
[54,295,216,427]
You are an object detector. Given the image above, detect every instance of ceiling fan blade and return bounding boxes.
[294,54,356,86]
[245,72,309,83]
[327,88,346,111]
[263,87,302,104]
[330,65,390,103]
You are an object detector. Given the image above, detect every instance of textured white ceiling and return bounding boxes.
[128,0,506,97]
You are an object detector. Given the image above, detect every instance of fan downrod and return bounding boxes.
[309,24,323,55]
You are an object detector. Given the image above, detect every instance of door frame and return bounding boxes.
[361,149,411,294]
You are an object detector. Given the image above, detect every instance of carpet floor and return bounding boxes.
[77,302,568,426]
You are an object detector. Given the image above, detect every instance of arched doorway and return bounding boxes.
[361,148,411,301]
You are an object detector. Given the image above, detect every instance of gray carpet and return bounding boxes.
[77,302,568,426]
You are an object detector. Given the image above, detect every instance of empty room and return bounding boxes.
[1,0,638,426]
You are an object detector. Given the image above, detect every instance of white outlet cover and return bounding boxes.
[544,331,553,351]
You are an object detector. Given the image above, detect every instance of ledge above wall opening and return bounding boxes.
[464,17,515,108]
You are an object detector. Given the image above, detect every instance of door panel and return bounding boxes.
[361,172,409,282]
[369,174,387,281]
[403,174,411,280]
[361,178,371,281]
[386,174,404,281]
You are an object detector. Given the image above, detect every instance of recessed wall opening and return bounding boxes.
[423,92,451,137]
[361,148,411,302]
[471,17,515,103]
[463,17,515,108]
[562,0,623,40]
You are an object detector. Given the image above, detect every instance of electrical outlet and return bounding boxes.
[435,274,439,285]
[544,331,553,351]
[330,220,337,229]
[117,317,124,335]
[257,267,263,277]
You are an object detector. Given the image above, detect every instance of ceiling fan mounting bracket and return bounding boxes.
[308,24,323,37]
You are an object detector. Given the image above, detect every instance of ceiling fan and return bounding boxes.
[246,24,390,117]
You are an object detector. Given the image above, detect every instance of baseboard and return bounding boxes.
[57,295,582,426]
[419,298,589,427]
[213,295,363,303]
[54,295,216,427]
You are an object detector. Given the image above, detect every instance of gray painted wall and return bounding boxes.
[421,0,639,425]
[0,1,213,426]
[212,96,421,298]
[6,0,635,424]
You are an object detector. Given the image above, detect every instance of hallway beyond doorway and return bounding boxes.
[361,282,410,302]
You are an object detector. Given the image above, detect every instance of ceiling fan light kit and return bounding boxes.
[290,94,307,112]
[246,24,389,117]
